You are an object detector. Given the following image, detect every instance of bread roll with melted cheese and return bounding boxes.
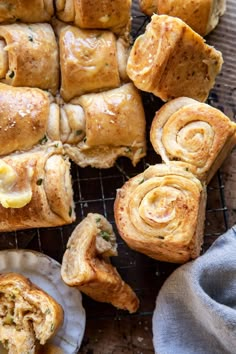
[0,0,54,23]
[139,0,226,36]
[55,0,131,36]
[150,97,236,183]
[114,163,207,263]
[0,272,63,354]
[0,144,75,232]
[61,213,139,313]
[61,83,146,168]
[59,26,129,101]
[127,15,223,102]
[0,84,61,156]
[0,23,59,94]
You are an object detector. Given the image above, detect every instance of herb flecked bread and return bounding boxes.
[0,272,64,354]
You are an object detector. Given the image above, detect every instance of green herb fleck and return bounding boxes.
[96,217,101,223]
[68,206,72,217]
[54,143,59,148]
[125,147,132,153]
[76,130,83,135]
[50,323,54,332]
[39,135,48,145]
[185,167,189,171]
[138,178,144,185]
[28,35,34,42]
[45,309,51,315]
[10,294,16,300]
[105,63,109,66]
[99,230,110,242]
[8,70,15,79]
[36,178,43,186]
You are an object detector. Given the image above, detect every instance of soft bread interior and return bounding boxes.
[0,39,8,79]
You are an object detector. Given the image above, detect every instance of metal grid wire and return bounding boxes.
[0,2,230,323]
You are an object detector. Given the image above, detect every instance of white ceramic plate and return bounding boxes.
[0,249,86,354]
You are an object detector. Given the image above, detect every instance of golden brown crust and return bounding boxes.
[62,83,146,168]
[127,14,223,102]
[0,23,59,94]
[114,163,207,263]
[59,26,126,101]
[56,0,131,36]
[0,272,63,353]
[61,213,139,313]
[150,97,236,183]
[0,84,50,156]
[0,0,54,23]
[0,145,75,232]
[140,0,226,36]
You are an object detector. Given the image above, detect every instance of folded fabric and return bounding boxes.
[153,226,236,354]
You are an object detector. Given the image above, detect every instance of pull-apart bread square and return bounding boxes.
[0,145,75,232]
[150,97,236,184]
[114,163,207,263]
[0,23,59,94]
[59,26,129,101]
[61,213,139,313]
[0,272,63,354]
[139,0,226,36]
[127,15,223,102]
[0,0,54,23]
[55,0,131,36]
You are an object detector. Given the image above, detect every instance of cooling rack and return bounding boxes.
[0,1,235,353]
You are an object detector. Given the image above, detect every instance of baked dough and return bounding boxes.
[0,0,54,23]
[139,0,226,36]
[0,272,63,354]
[0,144,75,232]
[61,213,139,313]
[150,97,236,184]
[114,163,207,263]
[0,23,59,94]
[59,25,129,101]
[61,83,146,168]
[55,0,131,36]
[0,84,61,156]
[127,14,223,102]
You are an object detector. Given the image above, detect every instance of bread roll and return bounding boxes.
[61,83,146,168]
[150,97,236,183]
[139,0,226,36]
[0,144,75,232]
[61,213,139,313]
[0,23,59,94]
[55,0,131,36]
[127,14,223,102]
[0,272,63,354]
[59,26,129,101]
[114,163,207,263]
[0,0,54,23]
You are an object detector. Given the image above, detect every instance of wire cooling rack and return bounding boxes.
[0,2,233,352]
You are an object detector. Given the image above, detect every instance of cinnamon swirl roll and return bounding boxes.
[0,23,59,94]
[150,97,236,183]
[114,163,207,263]
[139,0,226,36]
[61,213,139,313]
[0,144,75,232]
[59,26,129,101]
[127,15,223,102]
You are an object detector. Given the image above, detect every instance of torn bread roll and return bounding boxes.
[0,84,60,156]
[0,23,59,94]
[114,163,207,263]
[139,0,226,36]
[59,26,129,101]
[150,97,236,184]
[127,15,223,102]
[55,0,131,36]
[61,213,139,313]
[0,144,75,232]
[0,0,54,23]
[0,272,63,354]
[61,83,146,168]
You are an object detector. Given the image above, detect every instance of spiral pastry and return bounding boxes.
[150,97,236,183]
[114,163,207,263]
